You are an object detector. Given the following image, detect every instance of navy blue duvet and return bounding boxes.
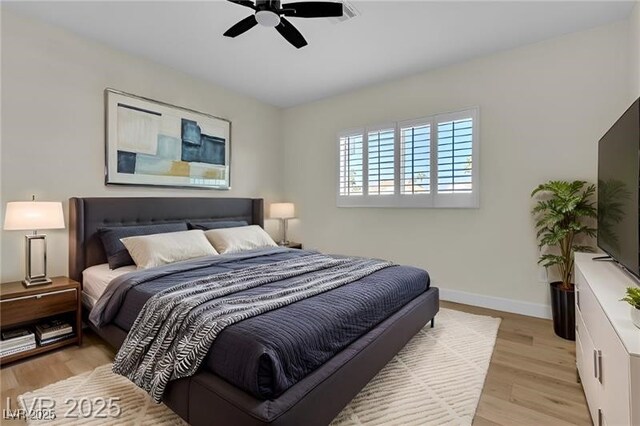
[93,249,429,399]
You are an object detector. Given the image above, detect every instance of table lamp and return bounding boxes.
[3,198,65,287]
[270,202,295,245]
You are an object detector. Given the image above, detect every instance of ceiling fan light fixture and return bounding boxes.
[255,10,281,27]
[224,0,343,48]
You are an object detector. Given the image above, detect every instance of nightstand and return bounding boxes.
[0,277,82,365]
[280,242,303,249]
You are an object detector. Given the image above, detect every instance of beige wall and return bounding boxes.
[0,10,284,281]
[281,22,630,316]
[631,2,640,100]
[0,7,636,317]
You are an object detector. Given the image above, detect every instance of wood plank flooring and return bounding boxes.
[444,301,592,426]
[0,301,591,425]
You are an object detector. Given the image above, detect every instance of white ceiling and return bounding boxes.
[4,1,635,107]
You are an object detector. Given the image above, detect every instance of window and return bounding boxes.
[367,128,395,195]
[337,108,478,208]
[338,132,363,196]
[437,118,473,194]
[400,123,430,195]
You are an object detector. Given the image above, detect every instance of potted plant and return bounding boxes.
[621,287,640,329]
[532,180,597,340]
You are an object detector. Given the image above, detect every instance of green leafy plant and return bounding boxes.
[621,287,640,309]
[531,180,597,290]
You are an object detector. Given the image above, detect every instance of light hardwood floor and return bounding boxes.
[444,301,592,426]
[1,301,590,425]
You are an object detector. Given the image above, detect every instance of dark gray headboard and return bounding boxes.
[69,197,264,284]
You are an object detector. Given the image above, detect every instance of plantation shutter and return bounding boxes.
[436,117,473,194]
[367,128,395,195]
[400,124,430,194]
[338,134,363,196]
[337,107,478,208]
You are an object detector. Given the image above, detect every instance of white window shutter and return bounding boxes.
[436,117,473,194]
[400,124,430,194]
[337,107,478,208]
[367,128,395,195]
[338,133,364,196]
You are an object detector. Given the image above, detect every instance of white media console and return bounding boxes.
[575,253,640,425]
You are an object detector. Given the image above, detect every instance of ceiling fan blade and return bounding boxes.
[275,17,308,48]
[282,1,343,18]
[224,15,258,38]
[227,0,256,10]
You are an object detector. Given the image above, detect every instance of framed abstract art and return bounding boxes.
[105,89,231,190]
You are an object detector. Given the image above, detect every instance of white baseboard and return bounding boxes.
[439,287,552,319]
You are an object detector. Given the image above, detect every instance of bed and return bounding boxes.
[69,196,439,426]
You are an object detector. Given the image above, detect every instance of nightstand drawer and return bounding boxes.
[1,288,77,326]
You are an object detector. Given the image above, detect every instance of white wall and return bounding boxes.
[0,10,284,282]
[631,1,640,100]
[282,21,631,317]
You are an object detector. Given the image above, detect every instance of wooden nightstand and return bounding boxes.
[0,277,82,365]
[280,242,303,249]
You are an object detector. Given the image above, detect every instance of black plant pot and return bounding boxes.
[550,281,575,341]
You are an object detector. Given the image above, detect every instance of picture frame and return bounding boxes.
[105,88,231,190]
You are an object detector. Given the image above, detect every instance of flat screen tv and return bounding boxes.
[597,98,640,279]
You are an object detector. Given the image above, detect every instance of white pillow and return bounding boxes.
[204,225,277,254]
[120,230,218,269]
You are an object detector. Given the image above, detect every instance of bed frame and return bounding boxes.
[69,196,439,426]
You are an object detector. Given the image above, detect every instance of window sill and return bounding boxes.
[336,194,479,209]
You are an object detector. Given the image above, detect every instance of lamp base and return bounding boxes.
[23,277,52,287]
[278,240,291,246]
[23,233,51,287]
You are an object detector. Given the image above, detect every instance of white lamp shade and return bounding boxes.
[4,201,65,231]
[270,203,295,219]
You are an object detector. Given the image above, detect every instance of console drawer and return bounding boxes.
[576,270,611,347]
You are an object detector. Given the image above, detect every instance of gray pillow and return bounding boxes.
[98,222,188,269]
[187,220,249,231]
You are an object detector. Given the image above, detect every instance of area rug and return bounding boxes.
[19,308,500,425]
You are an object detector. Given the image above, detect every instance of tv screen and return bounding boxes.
[597,98,640,278]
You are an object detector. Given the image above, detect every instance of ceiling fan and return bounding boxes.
[223,0,343,49]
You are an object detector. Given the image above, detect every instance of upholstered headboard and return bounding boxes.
[68,197,264,284]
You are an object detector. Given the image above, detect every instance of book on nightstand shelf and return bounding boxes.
[0,328,36,357]
[35,319,74,344]
[37,333,76,346]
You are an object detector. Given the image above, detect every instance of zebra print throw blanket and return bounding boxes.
[112,253,392,402]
